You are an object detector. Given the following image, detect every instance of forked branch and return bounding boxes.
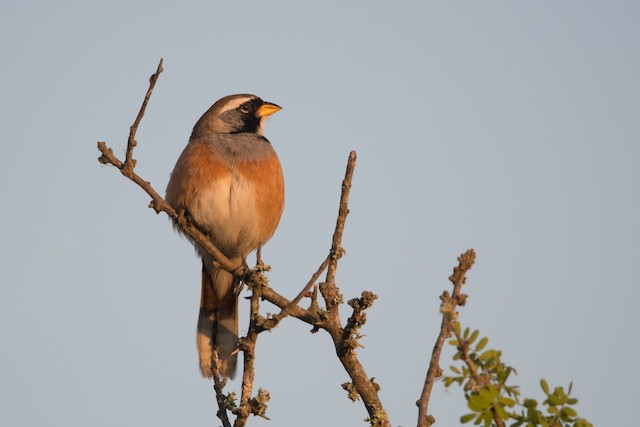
[97,59,476,427]
[96,60,388,425]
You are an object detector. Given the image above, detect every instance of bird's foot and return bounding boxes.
[233,279,245,297]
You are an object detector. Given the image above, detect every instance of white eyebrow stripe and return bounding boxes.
[218,96,257,114]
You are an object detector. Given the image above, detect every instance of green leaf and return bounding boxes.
[500,396,516,407]
[478,385,499,401]
[523,399,538,409]
[561,406,577,419]
[479,349,499,361]
[475,337,489,352]
[468,394,489,411]
[494,403,510,421]
[481,410,493,427]
[460,413,476,423]
[502,366,514,383]
[453,321,461,336]
[575,419,594,427]
[450,365,461,374]
[547,393,562,406]
[553,386,568,404]
[463,327,470,339]
[469,329,479,344]
[540,379,550,394]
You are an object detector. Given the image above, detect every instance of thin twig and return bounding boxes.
[416,249,476,427]
[451,327,505,427]
[317,150,356,320]
[99,140,239,274]
[211,349,233,427]
[310,152,391,426]
[261,287,322,326]
[96,60,238,275]
[271,255,331,323]
[325,150,356,290]
[233,263,269,427]
[123,58,164,172]
[452,327,482,385]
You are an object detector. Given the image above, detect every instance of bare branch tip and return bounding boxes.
[152,58,164,80]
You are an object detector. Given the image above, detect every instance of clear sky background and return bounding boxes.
[1,1,638,426]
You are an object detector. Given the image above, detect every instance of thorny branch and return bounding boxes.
[417,249,476,427]
[97,60,476,427]
[232,258,272,427]
[96,61,386,424]
[270,255,332,324]
[211,349,233,427]
[97,60,239,277]
[310,153,391,427]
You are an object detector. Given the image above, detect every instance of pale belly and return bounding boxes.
[190,172,262,258]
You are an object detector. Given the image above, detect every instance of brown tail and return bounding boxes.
[197,260,239,379]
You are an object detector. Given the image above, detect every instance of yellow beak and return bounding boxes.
[257,102,282,117]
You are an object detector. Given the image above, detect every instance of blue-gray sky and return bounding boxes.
[1,1,638,426]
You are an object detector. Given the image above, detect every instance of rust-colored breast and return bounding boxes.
[235,153,285,245]
[167,140,284,256]
[166,142,232,214]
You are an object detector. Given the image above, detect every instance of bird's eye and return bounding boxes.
[239,104,252,113]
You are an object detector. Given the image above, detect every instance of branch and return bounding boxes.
[451,326,505,427]
[321,151,356,320]
[329,297,388,427]
[261,287,322,326]
[233,260,271,427]
[211,349,233,427]
[98,62,388,426]
[97,59,240,276]
[270,255,331,324]
[416,249,476,427]
[124,58,163,172]
[309,152,391,426]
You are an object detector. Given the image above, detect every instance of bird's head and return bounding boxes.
[191,94,281,139]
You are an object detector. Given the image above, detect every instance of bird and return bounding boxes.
[165,94,285,379]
